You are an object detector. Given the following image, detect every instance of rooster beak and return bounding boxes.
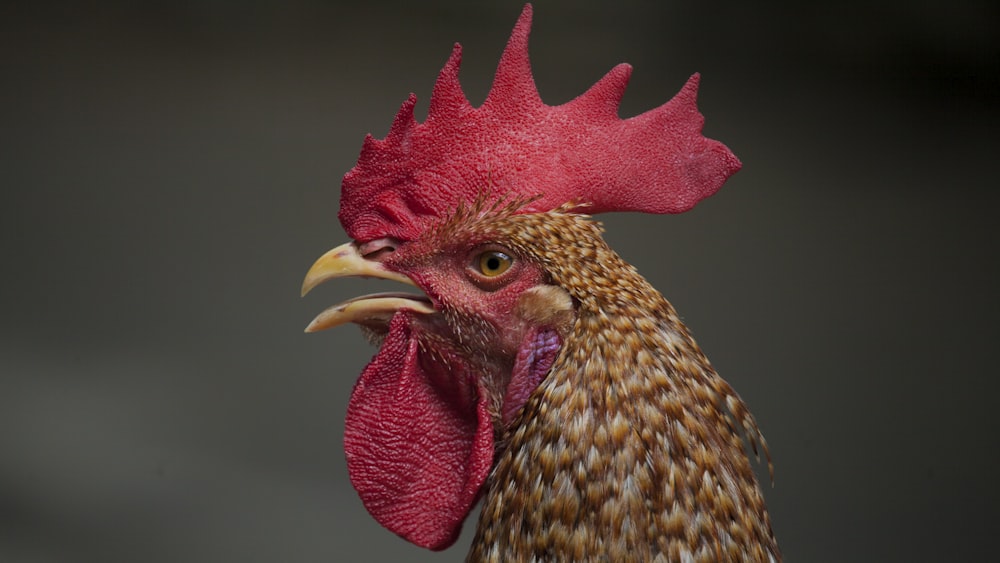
[301,242,434,333]
[301,241,416,297]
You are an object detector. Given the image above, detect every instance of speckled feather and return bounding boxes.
[433,204,780,562]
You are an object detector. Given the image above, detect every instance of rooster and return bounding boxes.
[302,5,779,561]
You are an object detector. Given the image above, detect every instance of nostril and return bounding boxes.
[358,237,400,262]
[367,247,395,262]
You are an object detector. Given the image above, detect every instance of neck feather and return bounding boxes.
[468,235,778,561]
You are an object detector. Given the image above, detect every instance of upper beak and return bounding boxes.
[301,242,434,333]
[301,241,418,297]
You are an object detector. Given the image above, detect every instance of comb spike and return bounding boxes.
[624,74,701,140]
[675,72,701,108]
[428,44,472,123]
[483,4,542,112]
[647,73,702,125]
[565,63,632,121]
[385,94,418,146]
[354,134,380,168]
[632,74,705,143]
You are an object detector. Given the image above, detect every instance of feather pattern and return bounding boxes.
[452,209,780,561]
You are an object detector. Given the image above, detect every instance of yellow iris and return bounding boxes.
[478,251,513,277]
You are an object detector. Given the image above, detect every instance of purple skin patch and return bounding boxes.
[502,328,562,426]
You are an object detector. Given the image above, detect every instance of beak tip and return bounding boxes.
[301,272,321,297]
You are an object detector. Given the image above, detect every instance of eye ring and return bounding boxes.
[476,250,513,277]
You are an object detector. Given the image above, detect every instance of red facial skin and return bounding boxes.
[343,234,564,550]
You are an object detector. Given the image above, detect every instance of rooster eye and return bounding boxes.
[476,250,513,277]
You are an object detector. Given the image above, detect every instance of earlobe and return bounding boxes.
[514,285,575,337]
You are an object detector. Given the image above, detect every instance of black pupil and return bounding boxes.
[486,255,501,271]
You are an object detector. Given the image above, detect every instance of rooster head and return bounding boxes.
[302,3,740,551]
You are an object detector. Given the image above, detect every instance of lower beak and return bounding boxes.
[301,242,434,333]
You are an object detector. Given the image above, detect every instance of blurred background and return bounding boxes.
[2,1,997,561]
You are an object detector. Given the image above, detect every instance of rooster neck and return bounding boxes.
[467,272,779,561]
[424,210,779,560]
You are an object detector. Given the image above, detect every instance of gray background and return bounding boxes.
[2,1,997,561]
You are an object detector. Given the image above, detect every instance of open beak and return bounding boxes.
[301,242,434,333]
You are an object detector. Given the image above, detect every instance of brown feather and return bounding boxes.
[452,209,779,562]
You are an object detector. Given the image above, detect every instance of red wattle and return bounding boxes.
[344,314,495,550]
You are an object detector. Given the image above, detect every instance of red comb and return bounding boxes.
[339,4,741,243]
